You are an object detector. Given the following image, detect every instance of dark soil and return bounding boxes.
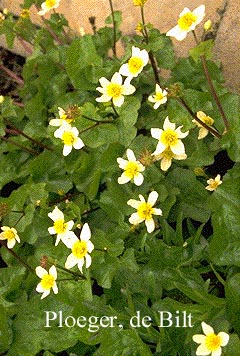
[0,46,25,97]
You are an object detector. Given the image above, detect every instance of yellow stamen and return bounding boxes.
[4,230,15,240]
[155,92,164,101]
[72,240,87,259]
[137,202,154,220]
[107,83,123,98]
[161,129,178,146]
[124,162,141,179]
[205,334,221,351]
[54,219,67,234]
[41,274,55,290]
[162,147,174,159]
[178,12,197,31]
[62,132,75,145]
[46,0,57,8]
[128,57,144,75]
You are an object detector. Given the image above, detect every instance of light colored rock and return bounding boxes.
[0,0,239,92]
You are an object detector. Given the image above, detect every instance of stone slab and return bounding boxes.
[0,0,239,92]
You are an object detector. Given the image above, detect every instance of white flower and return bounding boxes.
[36,265,58,299]
[54,123,85,156]
[37,0,60,16]
[48,206,76,246]
[166,5,205,41]
[151,116,189,156]
[148,84,168,109]
[192,321,229,356]
[193,111,215,139]
[127,191,162,233]
[65,223,94,273]
[117,149,145,186]
[96,72,136,107]
[49,107,74,127]
[0,226,20,249]
[153,147,187,171]
[206,174,222,191]
[119,46,149,78]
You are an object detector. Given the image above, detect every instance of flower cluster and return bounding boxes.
[96,46,149,107]
[49,107,84,156]
[35,206,94,299]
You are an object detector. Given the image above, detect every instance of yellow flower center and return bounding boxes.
[178,12,197,31]
[202,115,214,126]
[137,202,154,220]
[125,161,141,179]
[54,219,67,234]
[46,0,57,8]
[209,180,219,190]
[4,230,15,240]
[20,9,30,18]
[155,92,164,102]
[41,274,55,290]
[62,131,75,145]
[107,83,123,99]
[161,129,178,146]
[72,240,88,259]
[205,333,221,351]
[128,57,144,75]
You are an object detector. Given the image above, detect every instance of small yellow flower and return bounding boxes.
[193,321,229,356]
[36,265,58,299]
[54,123,85,156]
[148,84,168,109]
[133,0,148,6]
[0,226,20,249]
[48,206,75,246]
[166,5,205,41]
[20,9,30,18]
[117,149,145,186]
[119,46,149,78]
[206,174,222,191]
[193,111,215,139]
[0,95,4,103]
[96,72,136,107]
[65,223,94,273]
[151,116,189,156]
[127,191,162,233]
[153,147,187,171]
[37,0,60,16]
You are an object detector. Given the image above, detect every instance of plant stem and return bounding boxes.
[4,119,53,151]
[13,212,25,228]
[81,114,113,123]
[52,262,86,280]
[0,240,34,273]
[140,6,160,85]
[1,136,39,155]
[0,64,24,86]
[108,0,117,56]
[176,97,222,139]
[200,54,230,131]
[192,31,230,132]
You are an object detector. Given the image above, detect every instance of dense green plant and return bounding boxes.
[0,1,240,355]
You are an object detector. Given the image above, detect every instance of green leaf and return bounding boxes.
[0,305,12,352]
[225,273,240,334]
[66,36,103,90]
[189,40,214,62]
[208,165,240,266]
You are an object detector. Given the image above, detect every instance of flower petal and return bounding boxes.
[147,191,158,205]
[145,218,155,233]
[65,254,78,269]
[171,140,185,155]
[49,265,57,279]
[85,253,92,269]
[80,223,91,242]
[127,199,141,209]
[129,212,144,225]
[218,331,229,346]
[36,266,47,279]
[133,173,144,186]
[202,321,214,335]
